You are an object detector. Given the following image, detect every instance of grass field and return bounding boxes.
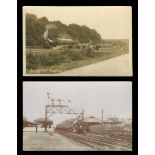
[26,47,128,74]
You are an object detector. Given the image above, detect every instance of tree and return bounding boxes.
[26,13,102,46]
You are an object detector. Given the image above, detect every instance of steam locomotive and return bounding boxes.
[56,119,89,134]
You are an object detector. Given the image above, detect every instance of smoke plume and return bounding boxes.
[43,30,49,40]
[45,23,57,30]
[43,23,57,40]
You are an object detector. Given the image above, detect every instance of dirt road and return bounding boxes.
[57,54,132,76]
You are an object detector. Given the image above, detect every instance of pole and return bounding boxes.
[47,92,54,105]
[45,105,47,132]
[47,93,50,104]
[102,108,104,124]
[83,109,84,122]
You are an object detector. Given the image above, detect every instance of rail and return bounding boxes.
[55,131,132,151]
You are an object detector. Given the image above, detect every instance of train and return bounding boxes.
[45,37,78,48]
[56,119,89,134]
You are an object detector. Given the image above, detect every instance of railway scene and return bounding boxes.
[23,6,132,76]
[23,82,132,151]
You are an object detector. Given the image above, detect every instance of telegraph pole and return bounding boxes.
[47,92,50,104]
[45,105,47,132]
[102,108,104,125]
[82,109,84,121]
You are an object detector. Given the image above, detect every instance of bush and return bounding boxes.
[26,52,39,69]
[52,54,66,65]
[86,49,96,58]
[70,53,85,61]
[26,49,97,70]
[64,50,86,61]
[62,55,72,63]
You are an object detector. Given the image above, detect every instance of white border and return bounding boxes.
[0,0,17,155]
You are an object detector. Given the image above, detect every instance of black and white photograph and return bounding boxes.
[17,0,137,154]
[23,82,132,151]
[23,6,132,76]
[0,0,140,154]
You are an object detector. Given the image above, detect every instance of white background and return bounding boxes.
[139,0,155,155]
[0,0,154,154]
[0,0,17,154]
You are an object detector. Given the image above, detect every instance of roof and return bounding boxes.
[84,116,102,123]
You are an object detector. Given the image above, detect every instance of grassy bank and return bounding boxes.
[26,48,128,74]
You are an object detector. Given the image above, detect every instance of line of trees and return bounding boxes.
[26,13,102,47]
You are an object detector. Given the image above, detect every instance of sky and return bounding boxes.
[23,6,132,39]
[23,82,132,125]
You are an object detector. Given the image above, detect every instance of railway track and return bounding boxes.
[102,132,132,141]
[85,133,132,149]
[56,131,132,151]
[88,133,132,143]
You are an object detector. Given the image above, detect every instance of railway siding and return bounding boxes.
[57,131,132,151]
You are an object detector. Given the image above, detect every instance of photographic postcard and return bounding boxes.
[23,6,132,76]
[23,81,132,151]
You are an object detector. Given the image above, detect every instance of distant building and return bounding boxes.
[84,116,102,125]
[104,117,122,129]
[125,118,132,123]
[121,118,132,131]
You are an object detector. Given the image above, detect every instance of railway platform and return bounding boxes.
[23,131,93,151]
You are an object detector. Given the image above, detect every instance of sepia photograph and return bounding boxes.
[23,81,132,151]
[23,6,132,76]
